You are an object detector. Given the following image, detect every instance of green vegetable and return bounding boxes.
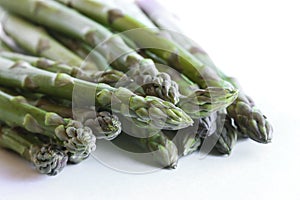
[23,93,122,141]
[0,57,193,130]
[0,51,132,86]
[0,125,68,175]
[177,82,237,119]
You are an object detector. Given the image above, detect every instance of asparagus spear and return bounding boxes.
[0,57,193,130]
[0,125,68,175]
[0,51,133,87]
[35,98,122,141]
[0,50,146,94]
[0,42,133,88]
[82,110,121,140]
[138,0,273,143]
[0,88,96,163]
[0,17,26,53]
[0,0,180,104]
[0,87,122,141]
[177,86,237,119]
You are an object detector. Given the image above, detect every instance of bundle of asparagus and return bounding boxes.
[0,0,272,176]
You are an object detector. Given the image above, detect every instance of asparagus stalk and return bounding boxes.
[0,0,181,104]
[31,97,72,119]
[0,125,68,175]
[0,19,26,53]
[0,50,155,99]
[0,57,193,130]
[0,88,96,163]
[112,0,157,29]
[0,51,133,87]
[0,51,89,79]
[50,32,110,71]
[177,86,237,119]
[138,0,273,143]
[0,47,134,88]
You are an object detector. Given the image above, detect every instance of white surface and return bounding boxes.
[1,0,300,199]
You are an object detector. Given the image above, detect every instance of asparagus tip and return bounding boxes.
[55,120,96,163]
[31,144,68,176]
[84,111,122,140]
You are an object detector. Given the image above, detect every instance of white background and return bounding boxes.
[1,0,300,199]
